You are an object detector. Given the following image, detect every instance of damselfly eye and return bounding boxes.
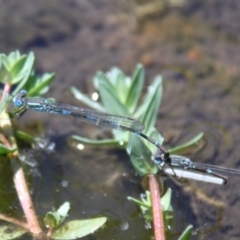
[14,99,23,107]
[153,157,162,164]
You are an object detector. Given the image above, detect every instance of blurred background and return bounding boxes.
[1,0,240,239]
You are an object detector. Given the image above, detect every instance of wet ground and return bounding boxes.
[1,0,240,239]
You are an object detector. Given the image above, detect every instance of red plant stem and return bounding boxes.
[148,175,165,240]
[0,83,11,102]
[47,227,54,237]
[0,213,28,229]
[11,159,43,237]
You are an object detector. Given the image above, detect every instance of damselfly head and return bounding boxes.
[0,90,29,121]
[12,90,27,108]
[152,148,165,165]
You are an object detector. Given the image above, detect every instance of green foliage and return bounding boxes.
[0,51,55,155]
[127,189,173,222]
[15,130,36,143]
[0,143,15,154]
[71,64,166,178]
[127,133,158,176]
[128,189,194,239]
[93,64,145,114]
[44,202,106,240]
[0,51,34,89]
[0,225,27,239]
[71,64,204,177]
[0,50,55,97]
[25,72,55,97]
[51,217,107,240]
[71,64,164,152]
[178,225,193,240]
[44,202,70,228]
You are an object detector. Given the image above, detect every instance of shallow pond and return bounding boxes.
[1,0,240,239]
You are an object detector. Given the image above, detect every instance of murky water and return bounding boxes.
[1,0,240,239]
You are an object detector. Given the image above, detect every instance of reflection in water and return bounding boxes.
[179,123,233,167]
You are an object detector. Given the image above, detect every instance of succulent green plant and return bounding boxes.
[71,64,204,177]
[0,51,55,150]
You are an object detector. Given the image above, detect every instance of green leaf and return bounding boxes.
[125,64,144,112]
[0,51,34,86]
[45,213,57,228]
[27,72,55,96]
[127,196,151,208]
[51,217,107,239]
[44,202,70,228]
[0,54,11,71]
[107,67,123,85]
[169,132,204,155]
[127,134,158,176]
[178,225,193,240]
[128,189,173,222]
[10,55,28,84]
[8,51,20,64]
[0,57,11,83]
[161,188,173,212]
[95,72,129,115]
[0,225,27,240]
[141,76,162,133]
[128,191,153,221]
[93,71,116,93]
[143,128,164,154]
[12,52,35,95]
[134,75,162,118]
[57,202,70,218]
[71,86,105,112]
[0,143,15,155]
[107,67,130,103]
[15,131,35,143]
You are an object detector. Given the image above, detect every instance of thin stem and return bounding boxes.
[11,158,43,237]
[148,175,165,240]
[47,227,54,237]
[0,213,28,229]
[0,83,11,102]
